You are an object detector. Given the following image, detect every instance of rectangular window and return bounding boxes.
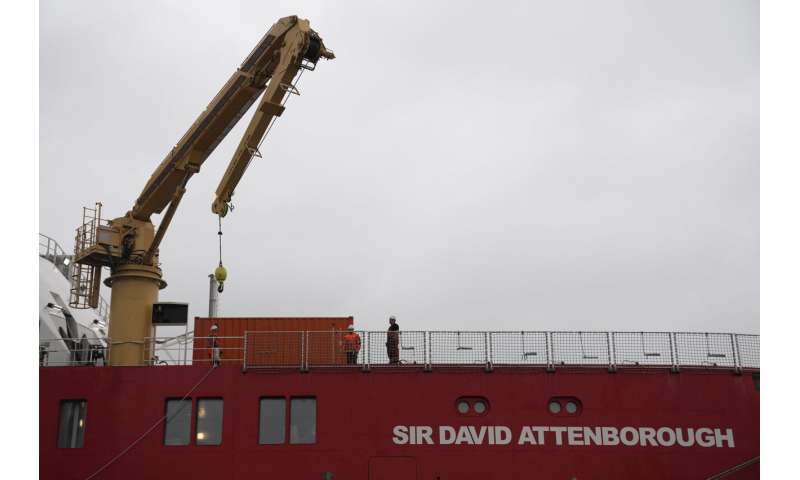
[196,398,223,445]
[164,399,192,446]
[290,397,316,444]
[259,397,285,444]
[57,400,87,448]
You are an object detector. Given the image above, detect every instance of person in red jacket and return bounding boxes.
[342,326,361,365]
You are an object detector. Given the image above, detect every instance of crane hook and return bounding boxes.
[215,215,227,293]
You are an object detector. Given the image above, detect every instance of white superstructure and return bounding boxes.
[39,234,108,366]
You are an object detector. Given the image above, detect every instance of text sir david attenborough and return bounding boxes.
[392,425,735,448]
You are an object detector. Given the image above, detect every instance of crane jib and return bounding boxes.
[131,18,303,220]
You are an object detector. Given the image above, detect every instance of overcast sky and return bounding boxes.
[39,0,759,334]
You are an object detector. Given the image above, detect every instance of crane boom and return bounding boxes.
[132,15,333,221]
[69,16,333,366]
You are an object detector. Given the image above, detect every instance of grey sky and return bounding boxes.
[39,0,759,334]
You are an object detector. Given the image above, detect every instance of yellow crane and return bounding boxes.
[68,16,334,366]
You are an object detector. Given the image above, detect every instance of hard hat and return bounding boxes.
[347,325,354,331]
[210,324,219,331]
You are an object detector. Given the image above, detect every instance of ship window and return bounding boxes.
[196,398,223,446]
[548,397,582,416]
[565,401,578,414]
[57,400,87,448]
[290,397,316,444]
[455,397,490,416]
[164,399,192,446]
[259,397,286,444]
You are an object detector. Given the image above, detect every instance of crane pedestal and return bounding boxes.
[104,264,167,366]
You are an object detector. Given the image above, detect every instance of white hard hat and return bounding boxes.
[210,324,219,331]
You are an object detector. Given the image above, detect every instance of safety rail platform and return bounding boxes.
[40,330,759,373]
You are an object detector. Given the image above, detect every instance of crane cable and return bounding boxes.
[214,66,305,292]
[218,214,223,265]
[83,365,218,480]
[215,215,226,293]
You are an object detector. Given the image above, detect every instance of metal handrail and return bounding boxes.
[41,331,760,371]
[39,233,70,278]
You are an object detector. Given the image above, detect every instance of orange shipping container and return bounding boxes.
[192,316,354,367]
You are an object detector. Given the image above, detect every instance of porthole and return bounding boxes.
[456,397,489,416]
[548,397,581,416]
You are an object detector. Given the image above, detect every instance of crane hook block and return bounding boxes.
[215,264,228,282]
[215,264,227,293]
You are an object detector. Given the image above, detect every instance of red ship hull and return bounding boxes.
[40,365,759,479]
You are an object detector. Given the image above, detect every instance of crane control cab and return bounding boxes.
[68,16,334,366]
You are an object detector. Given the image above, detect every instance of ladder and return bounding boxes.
[69,204,104,310]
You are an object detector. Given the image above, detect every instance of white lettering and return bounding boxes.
[639,427,657,447]
[602,427,620,446]
[584,427,602,446]
[620,427,639,446]
[676,428,695,447]
[715,428,735,448]
[656,427,676,447]
[417,426,434,445]
[517,426,536,445]
[456,426,474,445]
[550,426,566,446]
[696,428,715,448]
[567,427,584,446]
[439,426,456,445]
[532,426,548,445]
[495,426,513,445]
[393,425,735,448]
[392,425,408,445]
[469,426,486,444]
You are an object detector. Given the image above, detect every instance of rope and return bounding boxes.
[704,456,760,480]
[83,365,218,480]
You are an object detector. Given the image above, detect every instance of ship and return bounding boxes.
[39,15,760,480]
[39,236,760,478]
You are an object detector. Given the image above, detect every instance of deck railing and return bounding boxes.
[40,331,760,372]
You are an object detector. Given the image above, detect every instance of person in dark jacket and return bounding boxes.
[386,316,400,364]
